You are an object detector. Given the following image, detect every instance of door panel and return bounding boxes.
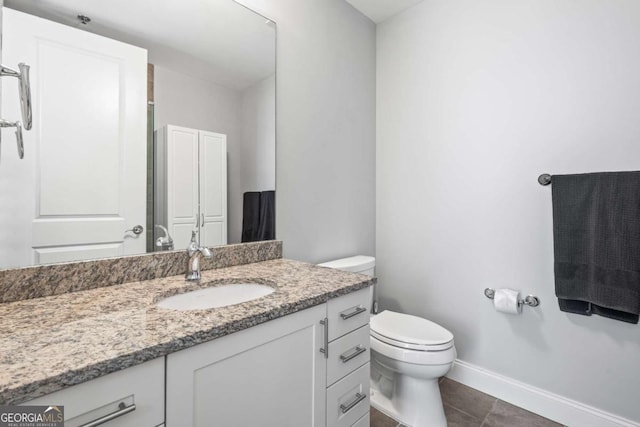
[199,131,227,246]
[201,221,224,248]
[166,125,199,249]
[35,243,123,265]
[0,8,147,267]
[37,41,121,216]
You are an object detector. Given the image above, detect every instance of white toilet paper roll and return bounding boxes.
[493,288,522,314]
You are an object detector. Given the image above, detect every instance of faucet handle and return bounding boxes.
[200,246,212,258]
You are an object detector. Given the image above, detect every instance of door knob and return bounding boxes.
[126,225,144,235]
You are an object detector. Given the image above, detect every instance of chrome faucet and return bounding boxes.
[185,231,212,282]
[155,224,174,251]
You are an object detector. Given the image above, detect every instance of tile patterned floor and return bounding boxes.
[370,378,565,427]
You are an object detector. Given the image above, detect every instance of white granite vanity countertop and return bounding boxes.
[0,258,374,405]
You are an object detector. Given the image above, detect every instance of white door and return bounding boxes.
[0,8,147,267]
[166,125,199,250]
[199,130,227,247]
[166,304,327,427]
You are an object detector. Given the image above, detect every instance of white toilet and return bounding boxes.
[318,256,456,427]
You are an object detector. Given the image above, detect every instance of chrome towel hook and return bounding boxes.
[0,120,24,159]
[0,62,32,160]
[0,63,33,130]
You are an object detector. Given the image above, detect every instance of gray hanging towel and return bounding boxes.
[241,192,261,243]
[257,190,275,241]
[552,172,640,324]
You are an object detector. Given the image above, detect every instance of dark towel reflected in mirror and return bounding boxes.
[242,191,275,243]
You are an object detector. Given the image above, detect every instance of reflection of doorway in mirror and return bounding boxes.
[0,9,147,269]
[146,64,156,253]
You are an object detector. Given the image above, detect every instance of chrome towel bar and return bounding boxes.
[538,173,552,186]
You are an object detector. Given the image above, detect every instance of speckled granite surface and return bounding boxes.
[0,258,374,405]
[0,240,282,303]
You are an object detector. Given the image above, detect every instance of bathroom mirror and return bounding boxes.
[0,0,276,270]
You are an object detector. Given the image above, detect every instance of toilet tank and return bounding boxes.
[318,255,376,312]
[317,255,375,276]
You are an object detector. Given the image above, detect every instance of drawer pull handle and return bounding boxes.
[79,402,136,427]
[319,317,329,359]
[340,306,367,320]
[340,345,367,363]
[340,392,367,414]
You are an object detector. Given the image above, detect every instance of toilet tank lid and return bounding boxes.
[317,255,375,273]
[370,310,454,347]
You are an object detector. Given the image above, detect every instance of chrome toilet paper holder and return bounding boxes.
[484,288,540,307]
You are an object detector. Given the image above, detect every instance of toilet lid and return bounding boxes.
[370,310,454,351]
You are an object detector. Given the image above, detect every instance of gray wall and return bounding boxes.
[240,74,276,193]
[153,65,241,136]
[237,0,377,263]
[377,0,640,422]
[230,74,276,243]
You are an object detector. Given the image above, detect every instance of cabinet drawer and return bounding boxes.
[352,412,370,427]
[328,287,370,341]
[326,362,370,427]
[24,358,164,427]
[327,324,370,386]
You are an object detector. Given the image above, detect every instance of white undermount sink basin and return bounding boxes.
[156,283,275,310]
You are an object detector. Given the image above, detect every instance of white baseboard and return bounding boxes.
[447,359,639,427]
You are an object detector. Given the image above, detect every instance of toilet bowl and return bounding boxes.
[317,256,457,427]
[369,310,456,427]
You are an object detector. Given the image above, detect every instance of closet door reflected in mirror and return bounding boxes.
[0,0,276,269]
[155,125,227,249]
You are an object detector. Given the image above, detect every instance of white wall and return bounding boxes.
[236,0,376,263]
[240,74,276,192]
[228,74,276,243]
[377,0,640,422]
[153,65,241,135]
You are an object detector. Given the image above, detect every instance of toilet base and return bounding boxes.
[370,379,447,427]
[370,355,449,427]
[370,384,401,421]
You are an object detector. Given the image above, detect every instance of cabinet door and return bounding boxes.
[166,304,326,427]
[24,357,164,427]
[166,125,200,249]
[198,131,227,247]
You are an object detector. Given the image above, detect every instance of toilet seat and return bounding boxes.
[370,334,457,366]
[370,310,454,351]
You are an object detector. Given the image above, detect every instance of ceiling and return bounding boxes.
[5,0,276,90]
[345,0,425,23]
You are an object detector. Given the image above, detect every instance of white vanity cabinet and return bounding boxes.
[165,287,371,427]
[18,288,371,427]
[166,303,327,427]
[22,357,164,427]
[154,125,228,250]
